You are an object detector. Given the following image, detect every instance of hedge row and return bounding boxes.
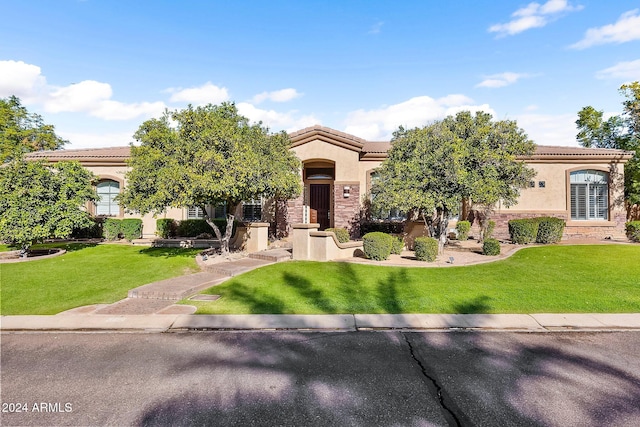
[103,218,143,241]
[508,217,565,244]
[626,221,640,242]
[156,218,238,238]
[360,221,405,235]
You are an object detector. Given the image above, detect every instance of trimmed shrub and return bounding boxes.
[414,236,438,262]
[535,217,565,243]
[120,219,143,241]
[71,217,103,239]
[103,218,121,240]
[326,227,350,243]
[626,221,640,242]
[456,220,471,241]
[482,238,501,256]
[508,219,539,244]
[176,219,238,238]
[156,218,177,238]
[363,232,393,261]
[360,221,405,235]
[391,235,404,254]
[176,219,214,237]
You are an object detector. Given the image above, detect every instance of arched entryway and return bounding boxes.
[304,160,335,230]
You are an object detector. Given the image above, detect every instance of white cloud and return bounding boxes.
[166,82,229,105]
[0,60,47,102]
[0,60,166,121]
[251,88,302,104]
[236,102,318,132]
[45,80,112,113]
[570,9,640,49]
[514,113,579,146]
[342,95,496,141]
[489,0,583,37]
[476,72,530,88]
[596,59,640,80]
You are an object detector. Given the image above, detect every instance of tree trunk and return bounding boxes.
[201,205,234,255]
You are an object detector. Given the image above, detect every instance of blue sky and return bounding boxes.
[1,0,639,149]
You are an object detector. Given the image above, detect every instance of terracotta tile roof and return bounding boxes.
[531,145,633,157]
[25,146,131,163]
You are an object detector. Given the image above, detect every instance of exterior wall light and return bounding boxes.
[343,186,350,198]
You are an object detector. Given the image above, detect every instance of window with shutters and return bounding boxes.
[187,206,205,219]
[243,198,262,222]
[570,170,608,220]
[96,180,120,216]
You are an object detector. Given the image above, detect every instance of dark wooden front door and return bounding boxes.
[310,184,331,230]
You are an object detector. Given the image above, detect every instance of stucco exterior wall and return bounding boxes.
[291,140,361,181]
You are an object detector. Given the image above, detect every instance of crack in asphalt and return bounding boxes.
[402,333,462,427]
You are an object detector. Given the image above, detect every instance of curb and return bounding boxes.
[2,313,640,333]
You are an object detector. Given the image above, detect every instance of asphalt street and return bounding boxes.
[1,331,639,426]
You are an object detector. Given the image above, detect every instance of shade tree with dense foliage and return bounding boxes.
[576,81,640,209]
[371,111,536,240]
[1,96,67,163]
[119,102,301,253]
[0,158,97,255]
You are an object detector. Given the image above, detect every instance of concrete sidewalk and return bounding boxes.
[2,313,640,332]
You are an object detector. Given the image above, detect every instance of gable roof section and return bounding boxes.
[289,125,366,153]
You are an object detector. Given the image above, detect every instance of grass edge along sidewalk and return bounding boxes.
[184,245,640,315]
[1,243,201,315]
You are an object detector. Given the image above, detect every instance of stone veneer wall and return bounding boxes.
[333,183,360,237]
[283,194,305,237]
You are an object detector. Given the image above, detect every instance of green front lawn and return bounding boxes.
[1,243,201,315]
[186,245,640,314]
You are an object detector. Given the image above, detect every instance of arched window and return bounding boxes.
[96,180,120,216]
[570,170,608,220]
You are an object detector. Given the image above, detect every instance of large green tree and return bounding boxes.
[1,96,67,162]
[576,81,640,207]
[371,111,536,239]
[0,158,97,254]
[119,102,301,253]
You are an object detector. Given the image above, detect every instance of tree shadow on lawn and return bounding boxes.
[30,242,98,252]
[218,262,493,314]
[138,247,202,258]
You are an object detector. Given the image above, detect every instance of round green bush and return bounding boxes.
[326,227,350,243]
[508,219,539,244]
[535,217,565,243]
[391,236,404,254]
[103,218,122,240]
[625,221,640,242]
[414,236,438,262]
[363,232,393,261]
[482,238,501,256]
[456,220,471,241]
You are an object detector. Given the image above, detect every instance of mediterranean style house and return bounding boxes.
[26,125,634,241]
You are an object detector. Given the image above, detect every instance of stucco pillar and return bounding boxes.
[292,223,319,260]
